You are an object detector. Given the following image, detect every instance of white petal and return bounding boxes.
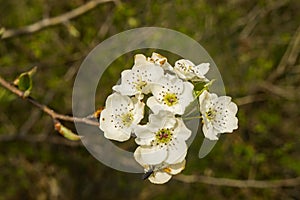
[216,96,232,105]
[151,75,184,97]
[112,70,136,96]
[174,118,192,141]
[148,171,172,184]
[134,126,154,146]
[147,111,176,131]
[212,97,238,133]
[146,96,163,114]
[105,93,133,110]
[134,146,167,165]
[132,98,145,124]
[168,159,186,175]
[225,116,238,132]
[228,101,238,114]
[165,139,187,164]
[103,128,131,142]
[134,146,146,166]
[194,63,210,77]
[178,82,195,113]
[202,121,219,140]
[134,54,147,66]
[199,90,217,114]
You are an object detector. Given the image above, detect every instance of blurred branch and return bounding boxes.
[174,174,300,188]
[1,0,119,39]
[267,25,300,82]
[237,0,290,39]
[0,133,82,147]
[258,81,297,100]
[235,94,268,106]
[0,74,99,126]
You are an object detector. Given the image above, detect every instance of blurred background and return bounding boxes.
[0,0,300,199]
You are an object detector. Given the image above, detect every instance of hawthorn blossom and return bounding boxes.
[147,74,194,115]
[99,93,144,142]
[174,59,210,82]
[113,54,164,97]
[138,160,186,184]
[134,111,191,165]
[199,90,238,140]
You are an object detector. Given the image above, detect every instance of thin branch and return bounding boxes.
[258,81,297,100]
[0,74,99,126]
[235,93,268,106]
[0,133,82,147]
[174,174,300,188]
[268,25,300,82]
[238,0,290,39]
[1,0,118,39]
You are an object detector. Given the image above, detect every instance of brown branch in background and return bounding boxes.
[235,94,268,106]
[258,81,297,100]
[174,174,300,188]
[1,0,119,39]
[267,25,300,82]
[0,75,99,126]
[0,133,83,147]
[237,0,290,39]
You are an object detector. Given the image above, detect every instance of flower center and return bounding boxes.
[206,109,216,120]
[155,128,173,144]
[121,112,134,127]
[178,63,193,73]
[163,93,178,106]
[134,80,147,91]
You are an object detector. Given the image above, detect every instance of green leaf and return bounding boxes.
[193,81,206,91]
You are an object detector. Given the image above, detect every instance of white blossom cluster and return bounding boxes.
[99,53,238,184]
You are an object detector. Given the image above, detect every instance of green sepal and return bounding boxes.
[13,66,37,97]
[18,73,31,91]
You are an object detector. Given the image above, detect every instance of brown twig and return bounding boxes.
[174,174,300,188]
[258,81,297,100]
[238,0,290,39]
[235,93,268,106]
[0,133,82,147]
[0,75,99,126]
[1,0,118,39]
[267,25,300,82]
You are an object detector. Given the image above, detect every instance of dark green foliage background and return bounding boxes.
[0,0,299,199]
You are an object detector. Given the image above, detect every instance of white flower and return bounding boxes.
[99,93,144,142]
[113,54,164,97]
[174,59,210,82]
[139,160,186,184]
[134,111,191,165]
[147,74,194,115]
[199,90,238,140]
